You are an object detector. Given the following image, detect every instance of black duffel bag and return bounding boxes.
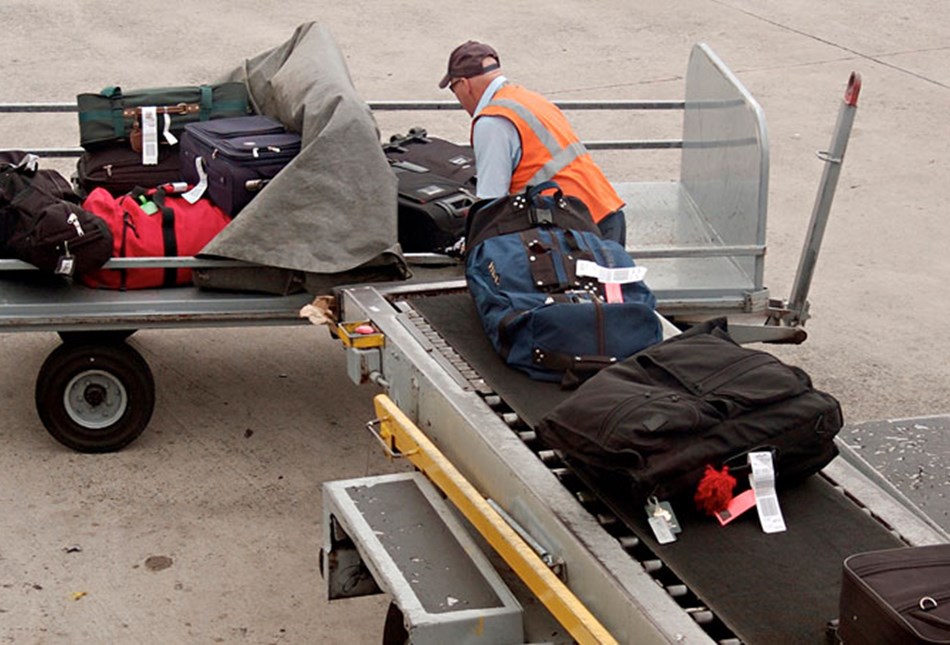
[1,151,113,277]
[536,318,842,504]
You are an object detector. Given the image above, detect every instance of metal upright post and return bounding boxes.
[786,72,862,324]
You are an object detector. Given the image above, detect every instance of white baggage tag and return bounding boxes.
[749,451,787,533]
[645,496,681,533]
[575,260,647,284]
[140,106,159,166]
[162,113,178,146]
[55,256,75,277]
[181,157,208,204]
[55,240,75,277]
[648,515,677,544]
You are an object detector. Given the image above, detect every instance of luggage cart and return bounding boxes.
[0,262,316,451]
[2,43,844,453]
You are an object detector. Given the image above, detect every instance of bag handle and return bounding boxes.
[525,180,562,202]
[0,153,44,203]
[525,181,564,227]
[464,180,598,251]
[533,349,617,390]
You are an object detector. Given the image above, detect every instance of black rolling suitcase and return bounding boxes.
[838,544,950,644]
[180,115,301,216]
[75,144,182,197]
[384,128,476,252]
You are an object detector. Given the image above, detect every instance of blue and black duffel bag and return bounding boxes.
[464,182,662,388]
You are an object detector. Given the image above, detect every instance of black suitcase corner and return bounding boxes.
[838,544,950,644]
[385,129,476,253]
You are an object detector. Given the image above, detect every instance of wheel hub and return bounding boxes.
[63,369,128,429]
[83,383,107,407]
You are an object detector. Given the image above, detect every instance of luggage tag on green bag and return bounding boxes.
[140,106,159,166]
[645,496,681,534]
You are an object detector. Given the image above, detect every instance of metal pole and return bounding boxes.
[786,72,862,324]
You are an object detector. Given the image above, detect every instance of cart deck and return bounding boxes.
[0,267,313,333]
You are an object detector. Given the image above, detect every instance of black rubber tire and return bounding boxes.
[35,342,155,453]
[57,329,137,345]
[381,602,409,645]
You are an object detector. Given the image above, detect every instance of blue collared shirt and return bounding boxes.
[472,75,522,199]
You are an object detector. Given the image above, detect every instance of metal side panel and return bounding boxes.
[682,42,769,293]
[338,285,713,644]
[323,473,523,645]
[618,180,764,314]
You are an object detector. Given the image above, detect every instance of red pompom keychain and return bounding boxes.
[694,465,737,516]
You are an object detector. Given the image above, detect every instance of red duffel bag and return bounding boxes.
[80,186,231,289]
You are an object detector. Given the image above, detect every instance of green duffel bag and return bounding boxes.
[77,83,251,150]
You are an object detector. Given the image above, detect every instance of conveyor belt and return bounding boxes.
[410,292,904,645]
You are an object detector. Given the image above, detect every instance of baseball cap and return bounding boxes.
[438,41,501,89]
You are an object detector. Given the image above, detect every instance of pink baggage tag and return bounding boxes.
[715,489,757,526]
[604,282,624,303]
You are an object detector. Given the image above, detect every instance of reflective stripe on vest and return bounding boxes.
[488,98,588,185]
[476,85,623,222]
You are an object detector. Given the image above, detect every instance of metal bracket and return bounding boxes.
[815,150,842,164]
[365,417,419,460]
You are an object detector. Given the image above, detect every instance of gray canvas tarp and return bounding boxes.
[198,22,407,287]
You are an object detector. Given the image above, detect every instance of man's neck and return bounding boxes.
[474,75,509,117]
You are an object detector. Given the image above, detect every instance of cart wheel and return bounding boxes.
[58,329,137,345]
[35,342,155,453]
[382,602,408,645]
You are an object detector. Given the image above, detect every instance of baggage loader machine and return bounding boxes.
[319,47,949,643]
[2,43,944,642]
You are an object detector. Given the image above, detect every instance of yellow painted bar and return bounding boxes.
[372,394,618,645]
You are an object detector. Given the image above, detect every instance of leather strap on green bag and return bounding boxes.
[101,86,127,139]
[199,85,212,122]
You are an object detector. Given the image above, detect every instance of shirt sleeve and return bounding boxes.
[472,116,521,199]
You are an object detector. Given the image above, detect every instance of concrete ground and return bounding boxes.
[1,1,948,643]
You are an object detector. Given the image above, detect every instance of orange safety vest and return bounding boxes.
[473,84,623,222]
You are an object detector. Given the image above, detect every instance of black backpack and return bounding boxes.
[1,151,113,277]
[536,318,842,503]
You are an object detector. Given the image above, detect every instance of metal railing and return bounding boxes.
[0,99,686,157]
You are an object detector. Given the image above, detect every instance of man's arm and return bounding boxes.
[472,116,521,199]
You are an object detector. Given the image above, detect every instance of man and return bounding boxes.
[439,40,627,245]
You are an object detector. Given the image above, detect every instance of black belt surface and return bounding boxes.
[410,291,904,644]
